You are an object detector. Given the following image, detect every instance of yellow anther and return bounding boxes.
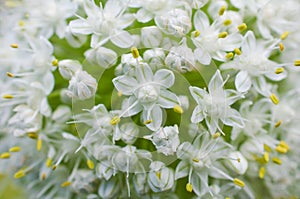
[223,19,232,26]
[61,181,72,188]
[280,31,289,40]
[46,158,52,167]
[259,167,265,179]
[275,67,284,74]
[237,158,241,163]
[272,157,282,165]
[274,120,282,128]
[6,72,14,77]
[14,170,25,179]
[144,120,152,124]
[275,146,287,154]
[192,30,200,38]
[87,159,95,170]
[156,171,161,180]
[225,52,234,59]
[269,93,279,105]
[279,141,289,151]
[110,116,120,125]
[233,178,245,188]
[192,158,200,163]
[41,172,47,180]
[264,144,272,152]
[279,43,284,51]
[3,94,13,99]
[218,32,228,38]
[237,23,247,32]
[131,47,140,59]
[186,183,193,192]
[234,48,242,55]
[117,91,122,97]
[52,165,57,171]
[263,152,269,163]
[10,43,18,48]
[52,59,58,66]
[173,105,183,114]
[36,138,42,151]
[9,146,21,152]
[219,5,226,16]
[212,132,221,139]
[294,60,300,66]
[0,152,10,159]
[18,20,25,27]
[225,197,231,199]
[27,132,38,139]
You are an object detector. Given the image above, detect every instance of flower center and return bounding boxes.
[137,84,159,104]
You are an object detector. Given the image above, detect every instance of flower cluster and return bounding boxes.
[1,0,300,198]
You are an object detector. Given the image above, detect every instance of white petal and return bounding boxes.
[121,96,142,117]
[69,19,93,35]
[189,86,208,104]
[58,59,82,80]
[191,105,204,123]
[135,63,153,83]
[191,173,203,196]
[96,47,118,68]
[193,10,210,31]
[226,151,248,175]
[110,30,134,48]
[194,47,211,65]
[235,71,251,92]
[141,26,162,47]
[219,33,243,51]
[112,76,138,95]
[242,31,256,55]
[143,105,162,131]
[153,69,174,88]
[175,161,189,179]
[208,70,224,93]
[222,108,245,128]
[136,8,153,23]
[157,90,179,108]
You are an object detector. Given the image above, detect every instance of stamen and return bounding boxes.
[269,93,279,105]
[212,132,221,139]
[27,132,38,139]
[275,146,287,154]
[237,23,247,32]
[272,157,282,165]
[223,19,232,26]
[61,181,72,188]
[274,120,282,128]
[131,47,139,59]
[173,105,183,114]
[10,43,18,48]
[225,197,231,199]
[14,169,25,179]
[46,158,52,167]
[110,116,120,125]
[186,183,193,192]
[36,138,42,151]
[41,172,47,180]
[192,30,200,38]
[9,146,21,152]
[52,59,58,66]
[279,141,289,151]
[192,158,200,163]
[225,52,234,59]
[52,165,57,170]
[218,32,228,38]
[143,120,152,124]
[294,60,300,66]
[117,91,122,97]
[275,68,284,74]
[156,171,161,180]
[87,159,94,169]
[0,152,10,159]
[3,94,13,99]
[6,72,14,77]
[218,5,226,16]
[264,144,272,152]
[18,20,25,27]
[233,178,245,188]
[263,152,269,163]
[234,48,242,55]
[259,167,265,179]
[279,43,284,51]
[280,31,289,40]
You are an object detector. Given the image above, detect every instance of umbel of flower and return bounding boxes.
[189,70,245,134]
[113,62,180,130]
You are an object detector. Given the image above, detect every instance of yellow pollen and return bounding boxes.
[36,139,42,151]
[218,32,228,38]
[272,157,282,165]
[9,146,21,152]
[279,43,284,51]
[186,183,193,192]
[259,167,265,179]
[269,93,279,105]
[18,20,25,27]
[237,158,241,163]
[192,30,200,38]
[263,152,269,163]
[14,170,25,179]
[6,72,14,77]
[225,52,234,59]
[280,31,289,40]
[0,152,10,159]
[46,158,52,167]
[52,59,58,66]
[156,171,161,180]
[117,91,122,97]
[41,173,47,180]
[274,120,282,128]
[264,144,272,152]
[294,60,300,66]
[233,178,245,188]
[144,120,152,124]
[3,94,13,99]
[275,68,284,74]
[87,159,95,170]
[212,132,221,139]
[27,132,38,139]
[110,116,120,125]
[192,158,200,163]
[275,146,287,154]
[219,5,226,16]
[237,23,247,32]
[223,19,232,26]
[131,47,139,59]
[225,198,231,199]
[234,48,242,55]
[10,43,18,48]
[173,105,183,114]
[279,141,289,151]
[61,181,72,188]
[52,165,57,171]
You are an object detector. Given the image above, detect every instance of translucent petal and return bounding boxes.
[175,161,189,180]
[154,69,175,88]
[191,105,205,123]
[157,90,179,108]
[69,19,93,35]
[193,10,210,31]
[110,30,134,48]
[112,76,138,95]
[235,71,251,92]
[143,105,162,131]
[194,47,211,65]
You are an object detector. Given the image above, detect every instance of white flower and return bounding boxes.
[189,70,244,134]
[58,59,82,80]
